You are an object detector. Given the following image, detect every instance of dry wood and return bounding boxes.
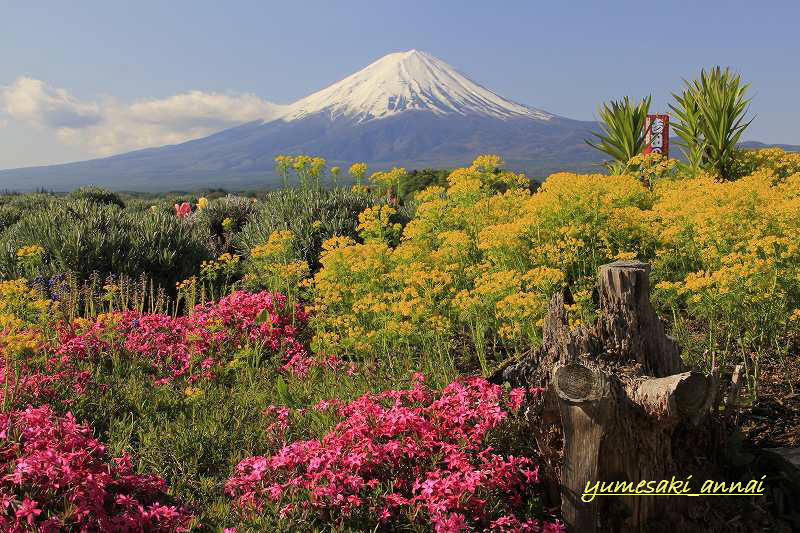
[498,260,717,531]
[630,371,710,421]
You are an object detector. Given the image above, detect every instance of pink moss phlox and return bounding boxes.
[0,405,192,531]
[226,376,564,532]
[49,291,312,389]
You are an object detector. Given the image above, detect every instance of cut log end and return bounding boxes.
[552,363,608,403]
[597,260,651,297]
[632,371,710,421]
[673,372,708,415]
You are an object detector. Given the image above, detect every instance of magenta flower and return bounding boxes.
[39,291,312,394]
[17,499,42,525]
[509,387,525,410]
[226,376,559,531]
[0,406,192,530]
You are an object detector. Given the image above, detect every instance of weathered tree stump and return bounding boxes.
[492,260,717,532]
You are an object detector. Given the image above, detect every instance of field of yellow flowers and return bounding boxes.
[309,151,800,390]
[0,148,798,530]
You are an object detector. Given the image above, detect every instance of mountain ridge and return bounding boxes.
[1,50,798,191]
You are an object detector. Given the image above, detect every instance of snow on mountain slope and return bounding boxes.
[276,50,553,123]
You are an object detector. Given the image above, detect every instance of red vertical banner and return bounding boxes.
[643,114,669,158]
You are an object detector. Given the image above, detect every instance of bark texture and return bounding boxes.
[491,260,717,532]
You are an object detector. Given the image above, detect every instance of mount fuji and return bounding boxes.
[275,49,554,122]
[1,50,607,191]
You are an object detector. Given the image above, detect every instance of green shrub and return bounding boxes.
[118,196,160,213]
[125,210,215,288]
[728,147,800,181]
[190,196,258,254]
[0,205,24,234]
[67,185,126,208]
[0,192,58,218]
[235,188,380,269]
[398,168,450,202]
[0,193,60,240]
[0,200,212,288]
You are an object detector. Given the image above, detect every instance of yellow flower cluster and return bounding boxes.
[274,155,292,167]
[250,231,294,260]
[348,163,368,181]
[649,166,800,355]
[369,167,407,194]
[200,253,241,279]
[246,231,310,302]
[299,156,327,180]
[729,148,800,180]
[0,279,58,358]
[184,386,203,399]
[308,149,800,374]
[0,279,56,321]
[16,244,45,258]
[356,205,402,244]
[218,253,240,264]
[176,276,197,290]
[274,155,328,187]
[623,153,679,184]
[103,283,119,295]
[311,156,554,359]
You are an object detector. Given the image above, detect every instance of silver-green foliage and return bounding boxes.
[0,199,213,288]
[189,195,258,254]
[235,188,382,269]
[66,185,126,209]
[0,193,58,234]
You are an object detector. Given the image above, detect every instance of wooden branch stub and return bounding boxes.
[597,260,651,307]
[553,363,608,403]
[595,260,682,376]
[542,289,595,366]
[631,371,710,421]
[725,364,746,410]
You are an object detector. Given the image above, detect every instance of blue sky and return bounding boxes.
[2,0,798,168]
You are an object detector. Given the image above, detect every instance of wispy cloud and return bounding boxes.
[0,77,284,155]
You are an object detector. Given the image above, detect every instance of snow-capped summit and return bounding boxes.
[277,50,553,123]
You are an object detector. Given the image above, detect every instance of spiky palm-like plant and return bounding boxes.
[669,88,705,174]
[586,95,651,174]
[670,67,753,180]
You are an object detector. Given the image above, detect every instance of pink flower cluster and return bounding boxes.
[226,375,562,532]
[0,405,192,531]
[55,291,312,387]
[2,291,313,406]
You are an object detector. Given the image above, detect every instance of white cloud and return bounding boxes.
[0,77,284,155]
[2,78,101,129]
